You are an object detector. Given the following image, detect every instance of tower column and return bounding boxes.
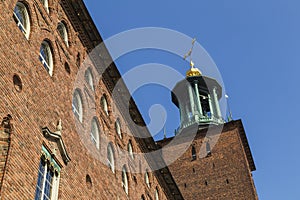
[208,94,214,118]
[212,87,222,119]
[179,103,185,125]
[187,83,195,119]
[193,80,203,117]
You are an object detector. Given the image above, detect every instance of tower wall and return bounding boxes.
[158,120,258,200]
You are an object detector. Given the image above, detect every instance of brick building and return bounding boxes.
[0,0,257,200]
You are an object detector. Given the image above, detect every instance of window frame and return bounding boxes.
[85,68,94,91]
[155,187,159,200]
[122,165,128,195]
[72,90,83,122]
[115,118,122,139]
[13,2,30,39]
[40,0,49,13]
[34,147,60,200]
[39,40,54,76]
[191,145,196,161]
[145,169,150,188]
[107,143,115,173]
[128,140,134,160]
[206,141,212,156]
[57,22,69,47]
[91,118,100,149]
[101,95,109,116]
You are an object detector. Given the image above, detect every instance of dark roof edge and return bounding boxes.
[233,119,256,171]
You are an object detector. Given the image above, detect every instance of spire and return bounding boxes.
[183,38,202,77]
[172,38,224,133]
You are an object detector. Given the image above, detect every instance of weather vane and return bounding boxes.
[183,38,196,68]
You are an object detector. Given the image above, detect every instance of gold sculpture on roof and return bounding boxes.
[183,38,202,77]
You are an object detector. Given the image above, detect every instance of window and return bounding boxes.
[115,119,122,139]
[91,118,100,149]
[64,62,70,74]
[35,146,60,200]
[72,90,83,122]
[141,195,145,200]
[107,143,115,173]
[86,174,92,189]
[206,141,211,156]
[100,95,109,115]
[57,22,69,47]
[145,169,150,188]
[85,68,94,91]
[39,41,54,76]
[40,0,49,13]
[122,165,128,195]
[155,187,159,200]
[76,53,81,67]
[13,2,30,39]
[200,93,213,118]
[191,145,196,161]
[128,140,134,160]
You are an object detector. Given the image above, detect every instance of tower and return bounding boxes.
[171,61,223,134]
[158,56,258,199]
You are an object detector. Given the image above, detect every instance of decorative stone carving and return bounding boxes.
[42,119,71,164]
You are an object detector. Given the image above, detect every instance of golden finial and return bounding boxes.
[190,60,194,68]
[183,38,201,77]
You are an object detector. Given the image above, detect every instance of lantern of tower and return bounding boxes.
[172,60,224,133]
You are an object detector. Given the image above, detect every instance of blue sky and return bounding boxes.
[84,1,300,199]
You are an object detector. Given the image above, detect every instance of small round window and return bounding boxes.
[13,74,22,92]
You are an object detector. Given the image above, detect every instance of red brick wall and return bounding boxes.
[0,124,11,189]
[0,1,168,199]
[161,122,258,200]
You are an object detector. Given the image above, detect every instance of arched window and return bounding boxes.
[191,145,196,161]
[140,195,145,200]
[57,22,69,47]
[145,169,150,188]
[76,53,81,67]
[13,2,30,39]
[107,143,115,173]
[128,140,134,159]
[155,187,159,200]
[122,165,128,195]
[85,68,94,91]
[72,90,83,122]
[100,95,108,116]
[39,40,54,76]
[115,118,122,139]
[91,118,100,149]
[40,0,49,13]
[206,141,211,156]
